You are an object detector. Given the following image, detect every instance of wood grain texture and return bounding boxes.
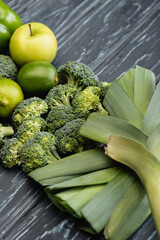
[1,0,160,239]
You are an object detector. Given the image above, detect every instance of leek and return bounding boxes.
[105,135,160,237]
[45,167,120,192]
[46,185,105,218]
[134,65,155,116]
[39,175,81,186]
[103,79,143,129]
[81,170,135,233]
[104,180,150,240]
[142,81,160,135]
[147,123,160,161]
[79,113,147,146]
[29,149,114,182]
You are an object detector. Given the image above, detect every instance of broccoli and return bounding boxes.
[72,86,108,114]
[12,97,48,128]
[58,136,81,155]
[0,138,23,168]
[17,117,46,144]
[55,119,86,155]
[46,105,76,133]
[0,123,14,140]
[58,61,99,91]
[20,132,60,172]
[0,55,18,81]
[97,81,111,98]
[45,84,77,108]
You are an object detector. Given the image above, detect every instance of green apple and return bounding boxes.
[9,22,58,65]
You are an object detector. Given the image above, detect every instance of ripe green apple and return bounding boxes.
[9,22,58,65]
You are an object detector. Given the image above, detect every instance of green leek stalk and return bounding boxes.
[29,149,114,183]
[39,175,81,186]
[105,135,160,237]
[46,185,105,218]
[81,170,135,233]
[45,167,120,192]
[104,180,150,240]
[79,113,147,146]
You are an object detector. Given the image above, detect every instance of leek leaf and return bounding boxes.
[142,81,160,135]
[134,65,155,116]
[104,180,150,240]
[103,79,143,129]
[106,135,160,237]
[79,113,147,146]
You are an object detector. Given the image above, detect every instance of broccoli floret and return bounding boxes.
[72,86,108,114]
[46,105,76,133]
[58,136,82,155]
[0,138,23,168]
[58,61,99,91]
[0,55,18,81]
[20,132,59,173]
[17,117,46,144]
[45,84,77,108]
[97,81,111,98]
[55,119,86,155]
[0,123,14,139]
[12,97,48,128]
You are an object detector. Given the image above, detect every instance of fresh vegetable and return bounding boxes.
[58,61,99,91]
[46,105,76,133]
[12,97,48,128]
[0,123,14,140]
[105,135,160,237]
[55,118,89,155]
[104,180,150,240]
[17,117,46,143]
[28,149,114,182]
[0,55,18,81]
[72,86,108,114]
[0,138,23,168]
[0,0,22,50]
[20,131,59,172]
[45,84,77,108]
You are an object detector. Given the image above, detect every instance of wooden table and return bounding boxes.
[1,0,160,239]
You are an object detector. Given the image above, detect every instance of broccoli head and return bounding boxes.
[20,132,60,173]
[46,105,76,133]
[58,61,99,91]
[58,136,81,155]
[45,84,77,108]
[55,119,86,155]
[20,142,49,173]
[0,138,23,168]
[17,117,46,144]
[12,97,48,128]
[0,55,18,81]
[72,86,108,114]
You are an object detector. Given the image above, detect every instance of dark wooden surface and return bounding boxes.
[1,0,160,239]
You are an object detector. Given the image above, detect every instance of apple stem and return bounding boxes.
[28,24,32,36]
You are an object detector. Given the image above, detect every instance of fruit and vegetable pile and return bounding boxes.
[0,1,160,240]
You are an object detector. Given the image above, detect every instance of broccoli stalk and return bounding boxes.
[58,61,99,91]
[0,124,14,139]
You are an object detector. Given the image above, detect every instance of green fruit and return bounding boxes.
[17,61,59,96]
[0,78,24,118]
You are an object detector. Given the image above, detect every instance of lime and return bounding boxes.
[17,61,59,96]
[0,78,24,118]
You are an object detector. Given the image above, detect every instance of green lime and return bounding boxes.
[17,61,59,96]
[0,78,24,118]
